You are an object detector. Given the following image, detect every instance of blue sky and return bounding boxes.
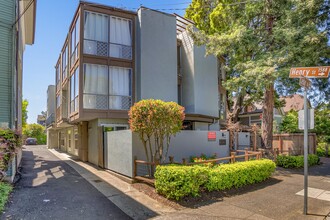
[23,0,190,123]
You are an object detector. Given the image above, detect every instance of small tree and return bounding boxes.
[279,110,300,133]
[23,124,46,144]
[129,99,185,164]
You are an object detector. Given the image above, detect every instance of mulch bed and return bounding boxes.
[132,176,281,209]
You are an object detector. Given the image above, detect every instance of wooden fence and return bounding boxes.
[133,149,263,184]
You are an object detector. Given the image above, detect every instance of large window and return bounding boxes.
[56,95,61,108]
[70,67,79,113]
[109,16,132,59]
[109,66,131,109]
[71,16,80,66]
[83,11,132,59]
[62,45,68,80]
[83,64,108,109]
[56,64,60,90]
[83,63,132,110]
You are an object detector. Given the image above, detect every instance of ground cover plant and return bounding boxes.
[154,159,276,200]
[276,154,320,168]
[0,182,12,212]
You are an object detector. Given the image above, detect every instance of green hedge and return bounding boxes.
[154,159,275,200]
[154,165,209,200]
[0,182,12,212]
[276,154,320,168]
[206,160,276,191]
[316,142,330,157]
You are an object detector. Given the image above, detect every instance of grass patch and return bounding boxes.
[0,182,12,212]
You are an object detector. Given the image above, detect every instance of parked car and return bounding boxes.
[25,138,37,145]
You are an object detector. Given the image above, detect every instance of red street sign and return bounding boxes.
[208,132,216,141]
[289,66,330,78]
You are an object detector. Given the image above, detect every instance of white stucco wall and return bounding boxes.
[88,119,98,165]
[104,130,230,177]
[137,8,178,102]
[179,30,219,118]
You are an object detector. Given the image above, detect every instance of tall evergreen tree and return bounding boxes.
[186,0,330,148]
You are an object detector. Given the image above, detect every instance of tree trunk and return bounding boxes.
[261,84,274,149]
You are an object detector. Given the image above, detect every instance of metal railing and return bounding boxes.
[45,113,55,127]
[83,93,131,110]
[83,39,132,60]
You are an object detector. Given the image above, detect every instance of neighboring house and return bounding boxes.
[0,0,36,130]
[47,2,226,166]
[46,85,55,127]
[238,102,284,131]
[37,114,46,126]
[281,94,311,113]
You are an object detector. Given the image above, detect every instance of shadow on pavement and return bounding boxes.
[2,145,158,220]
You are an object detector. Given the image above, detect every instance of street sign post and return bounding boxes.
[290,66,330,215]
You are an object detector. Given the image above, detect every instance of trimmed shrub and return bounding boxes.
[154,159,276,200]
[154,165,209,200]
[276,154,320,168]
[316,142,330,157]
[206,160,276,191]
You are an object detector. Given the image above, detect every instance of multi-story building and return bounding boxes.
[48,2,226,166]
[0,0,36,130]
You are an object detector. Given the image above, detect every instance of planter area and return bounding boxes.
[154,159,276,200]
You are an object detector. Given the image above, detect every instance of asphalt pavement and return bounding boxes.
[1,145,131,220]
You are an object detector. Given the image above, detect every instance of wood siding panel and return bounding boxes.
[0,0,15,126]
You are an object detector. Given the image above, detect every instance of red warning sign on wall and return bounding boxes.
[208,132,216,141]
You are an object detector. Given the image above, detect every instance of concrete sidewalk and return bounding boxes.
[50,148,330,220]
[48,148,176,219]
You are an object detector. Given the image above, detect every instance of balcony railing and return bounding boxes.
[83,93,131,110]
[83,39,132,60]
[46,113,55,127]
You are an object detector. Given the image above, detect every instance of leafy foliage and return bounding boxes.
[185,0,330,147]
[205,160,276,191]
[0,129,22,180]
[154,159,275,200]
[279,110,300,133]
[23,124,46,145]
[22,99,28,129]
[129,99,185,163]
[0,182,12,211]
[316,142,330,157]
[276,154,320,168]
[155,165,209,200]
[312,104,330,142]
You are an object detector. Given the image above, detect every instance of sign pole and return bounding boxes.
[303,87,308,215]
[290,66,329,215]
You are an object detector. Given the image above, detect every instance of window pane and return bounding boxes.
[84,11,108,42]
[83,64,108,95]
[109,66,131,109]
[75,67,79,98]
[76,16,80,45]
[109,17,132,59]
[70,73,75,102]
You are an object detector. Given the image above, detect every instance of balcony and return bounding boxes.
[46,113,55,127]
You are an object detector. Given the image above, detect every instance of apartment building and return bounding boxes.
[0,0,36,130]
[48,2,226,166]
